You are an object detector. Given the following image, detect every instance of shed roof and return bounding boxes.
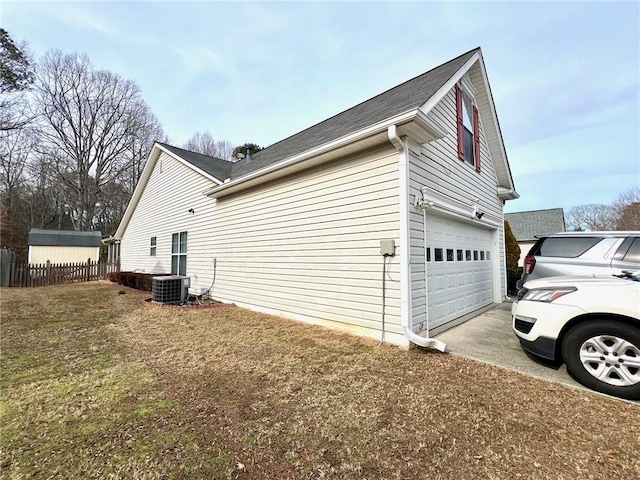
[505,208,566,241]
[231,48,480,179]
[28,229,103,247]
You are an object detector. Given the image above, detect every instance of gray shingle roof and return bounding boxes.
[231,48,480,179]
[158,143,234,181]
[505,208,566,241]
[28,229,103,247]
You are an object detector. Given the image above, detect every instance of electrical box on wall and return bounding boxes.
[380,239,396,257]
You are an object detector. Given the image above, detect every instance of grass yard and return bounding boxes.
[1,283,639,479]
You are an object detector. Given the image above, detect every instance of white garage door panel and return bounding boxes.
[426,214,494,329]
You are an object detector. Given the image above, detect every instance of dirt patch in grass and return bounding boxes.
[2,283,639,479]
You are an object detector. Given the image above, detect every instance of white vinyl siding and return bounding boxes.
[120,151,218,285]
[408,80,506,333]
[210,147,402,338]
[120,147,403,342]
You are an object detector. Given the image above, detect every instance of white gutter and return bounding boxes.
[388,125,446,352]
[497,186,520,200]
[205,108,431,198]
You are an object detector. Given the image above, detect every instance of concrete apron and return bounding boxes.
[433,301,638,404]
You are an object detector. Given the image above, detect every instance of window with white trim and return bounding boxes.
[171,231,187,276]
[150,236,157,256]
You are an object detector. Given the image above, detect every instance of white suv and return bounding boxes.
[512,271,640,400]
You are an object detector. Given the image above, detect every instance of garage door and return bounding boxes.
[426,214,494,329]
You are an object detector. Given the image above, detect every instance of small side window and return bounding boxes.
[622,238,640,263]
[150,236,157,256]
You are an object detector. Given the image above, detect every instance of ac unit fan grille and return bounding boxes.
[152,276,188,304]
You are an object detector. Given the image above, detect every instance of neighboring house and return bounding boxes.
[110,47,519,348]
[28,229,102,264]
[505,208,566,266]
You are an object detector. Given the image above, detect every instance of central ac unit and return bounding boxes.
[152,276,190,304]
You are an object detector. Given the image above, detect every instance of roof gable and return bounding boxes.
[231,48,480,179]
[114,142,232,239]
[505,208,566,241]
[28,229,102,247]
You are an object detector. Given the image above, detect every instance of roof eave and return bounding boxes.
[205,110,447,199]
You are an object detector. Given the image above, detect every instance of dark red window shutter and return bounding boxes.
[456,85,464,161]
[473,105,480,172]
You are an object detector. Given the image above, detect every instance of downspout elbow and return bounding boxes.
[388,125,446,353]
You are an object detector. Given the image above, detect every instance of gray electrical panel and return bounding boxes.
[380,239,396,257]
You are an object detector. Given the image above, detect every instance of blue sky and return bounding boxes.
[3,1,639,213]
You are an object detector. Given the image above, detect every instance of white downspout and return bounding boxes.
[388,125,446,352]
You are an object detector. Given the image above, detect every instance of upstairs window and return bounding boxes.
[171,231,187,276]
[456,85,481,172]
[150,236,157,256]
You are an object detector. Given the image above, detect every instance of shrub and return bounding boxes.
[108,271,167,291]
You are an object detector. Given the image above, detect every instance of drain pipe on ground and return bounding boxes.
[388,125,446,352]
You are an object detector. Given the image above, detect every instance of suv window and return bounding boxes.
[537,237,602,258]
[622,238,640,263]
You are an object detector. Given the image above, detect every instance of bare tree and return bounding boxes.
[183,131,235,160]
[613,186,640,230]
[123,102,166,195]
[617,203,640,230]
[565,204,617,231]
[32,50,164,231]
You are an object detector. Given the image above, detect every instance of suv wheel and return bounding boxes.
[562,320,640,400]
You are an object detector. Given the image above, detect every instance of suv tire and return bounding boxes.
[562,320,640,400]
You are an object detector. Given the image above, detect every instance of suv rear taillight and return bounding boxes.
[524,255,536,274]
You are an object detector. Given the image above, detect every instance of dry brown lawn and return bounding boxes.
[1,282,639,479]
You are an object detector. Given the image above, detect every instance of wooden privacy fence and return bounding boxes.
[6,259,120,287]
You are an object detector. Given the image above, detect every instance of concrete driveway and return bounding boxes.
[434,301,584,390]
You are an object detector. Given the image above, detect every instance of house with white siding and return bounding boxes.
[111,47,519,349]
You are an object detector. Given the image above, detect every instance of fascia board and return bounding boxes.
[419,51,481,115]
[205,109,426,198]
[114,144,161,239]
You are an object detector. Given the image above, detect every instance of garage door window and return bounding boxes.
[435,248,443,262]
